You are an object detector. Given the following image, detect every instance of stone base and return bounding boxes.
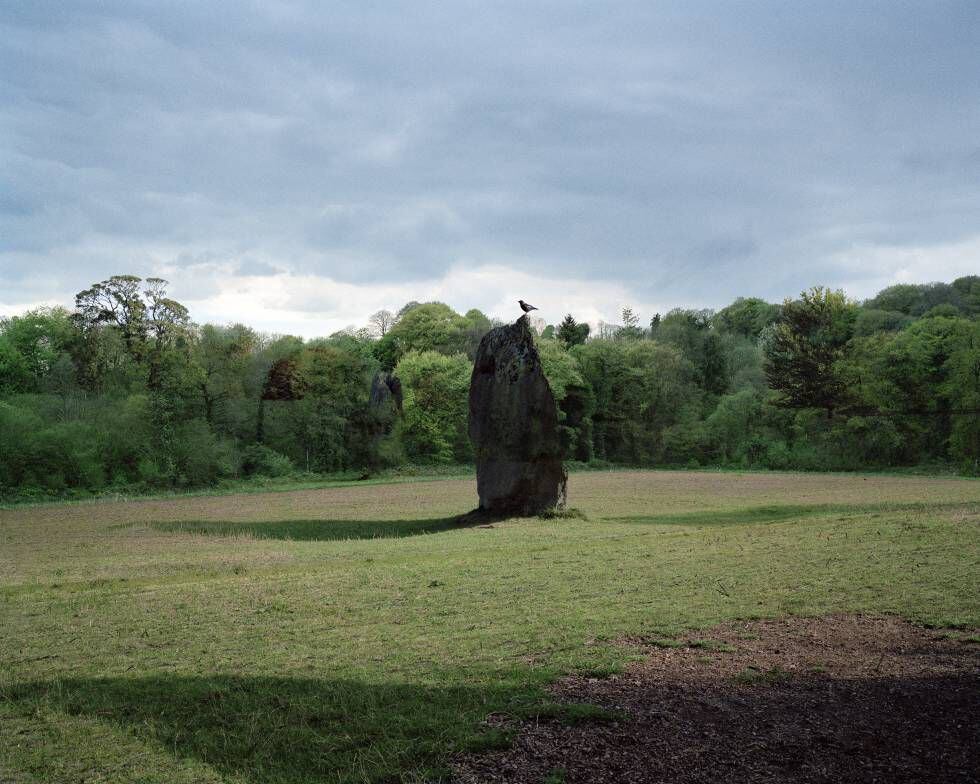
[476,458,567,516]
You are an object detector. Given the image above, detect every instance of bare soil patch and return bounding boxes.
[453,615,979,783]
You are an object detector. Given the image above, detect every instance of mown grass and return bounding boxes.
[1,470,978,782]
[5,459,969,510]
[151,516,467,542]
[0,466,476,510]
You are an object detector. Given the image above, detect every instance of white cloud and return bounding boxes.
[174,261,672,337]
[829,234,980,301]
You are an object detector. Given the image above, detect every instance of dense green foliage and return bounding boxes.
[2,274,979,499]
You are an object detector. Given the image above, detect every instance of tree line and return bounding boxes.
[1,274,978,500]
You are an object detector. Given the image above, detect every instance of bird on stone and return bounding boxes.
[518,299,539,313]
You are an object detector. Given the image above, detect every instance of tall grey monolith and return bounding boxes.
[367,370,402,455]
[468,316,567,515]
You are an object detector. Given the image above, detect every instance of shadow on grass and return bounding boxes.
[607,504,834,527]
[7,670,978,783]
[1,674,530,782]
[606,500,980,527]
[152,516,478,542]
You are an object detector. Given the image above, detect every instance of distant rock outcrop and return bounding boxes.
[366,371,402,468]
[369,371,403,415]
[468,316,567,515]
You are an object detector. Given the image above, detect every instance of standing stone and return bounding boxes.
[368,370,402,445]
[365,371,402,469]
[369,371,403,415]
[468,316,567,515]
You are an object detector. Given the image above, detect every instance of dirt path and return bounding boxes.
[453,615,979,783]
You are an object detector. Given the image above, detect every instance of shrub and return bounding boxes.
[137,457,167,487]
[831,416,904,468]
[171,418,238,486]
[240,444,294,477]
[763,441,793,470]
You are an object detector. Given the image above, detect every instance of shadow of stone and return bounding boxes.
[605,500,980,528]
[3,674,528,783]
[605,504,830,527]
[151,514,492,542]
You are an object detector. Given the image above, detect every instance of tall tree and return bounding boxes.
[0,307,76,392]
[573,339,695,463]
[946,321,980,470]
[557,314,590,347]
[462,309,493,358]
[763,287,857,415]
[618,307,644,341]
[74,276,193,481]
[194,324,258,431]
[369,309,396,337]
[714,298,781,339]
[143,278,190,350]
[74,275,148,356]
[394,350,472,463]
[74,275,190,380]
[373,302,469,370]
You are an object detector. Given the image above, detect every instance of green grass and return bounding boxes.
[1,469,978,782]
[4,460,972,510]
[733,665,795,685]
[0,466,476,510]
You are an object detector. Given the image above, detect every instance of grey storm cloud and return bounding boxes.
[1,0,978,313]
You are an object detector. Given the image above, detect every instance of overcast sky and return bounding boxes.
[2,1,978,335]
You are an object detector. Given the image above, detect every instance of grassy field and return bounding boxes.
[1,470,978,783]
